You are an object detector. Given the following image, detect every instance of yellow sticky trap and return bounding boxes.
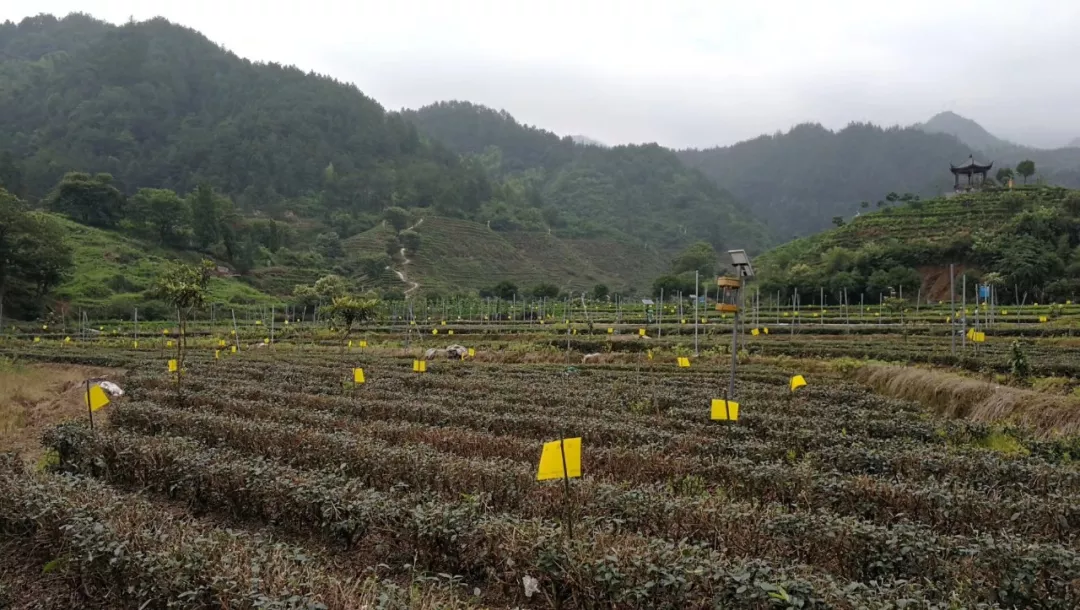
[132,341,138,348]
[751,328,759,336]
[647,350,653,360]
[1035,302,1039,306]
[711,398,739,421]
[1002,310,1008,315]
[677,357,690,368]
[218,339,226,348]
[348,340,353,348]
[790,375,807,392]
[166,340,174,348]
[607,328,614,334]
[359,340,368,348]
[966,328,975,340]
[263,338,270,344]
[539,320,544,324]
[974,332,986,343]
[467,348,475,357]
[42,325,47,330]
[33,337,40,343]
[536,437,582,481]
[572,329,577,335]
[84,385,110,412]
[1068,300,1073,305]
[256,320,263,325]
[64,336,71,343]
[763,328,769,335]
[214,349,220,359]
[163,329,169,335]
[945,317,951,323]
[410,321,416,325]
[638,328,646,336]
[1040,316,1048,323]
[284,320,289,325]
[412,360,427,373]
[353,368,365,384]
[99,326,103,331]
[432,329,438,335]
[681,319,687,324]
[168,359,178,373]
[231,329,237,335]
[441,321,446,325]
[231,345,237,353]
[448,330,454,335]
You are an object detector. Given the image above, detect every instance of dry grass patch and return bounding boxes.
[0,359,124,459]
[855,364,1080,439]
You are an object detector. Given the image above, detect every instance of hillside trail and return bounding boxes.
[387,217,423,297]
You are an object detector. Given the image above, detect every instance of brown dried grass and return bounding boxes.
[0,361,123,458]
[855,365,1080,438]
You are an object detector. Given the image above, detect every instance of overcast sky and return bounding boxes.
[6,1,1080,149]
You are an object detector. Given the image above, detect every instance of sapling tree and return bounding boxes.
[153,259,214,390]
[323,295,379,352]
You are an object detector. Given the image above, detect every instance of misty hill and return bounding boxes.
[678,123,972,239]
[915,111,1015,152]
[914,112,1080,183]
[1070,137,1080,148]
[404,101,771,254]
[754,186,1080,304]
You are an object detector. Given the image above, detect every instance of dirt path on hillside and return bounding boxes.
[387,217,423,296]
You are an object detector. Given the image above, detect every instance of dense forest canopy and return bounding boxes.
[0,13,489,220]
[405,101,771,254]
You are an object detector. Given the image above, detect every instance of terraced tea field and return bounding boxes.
[3,341,1080,609]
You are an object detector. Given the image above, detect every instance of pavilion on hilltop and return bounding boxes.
[950,155,993,189]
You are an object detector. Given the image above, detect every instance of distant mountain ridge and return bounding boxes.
[914,111,1015,152]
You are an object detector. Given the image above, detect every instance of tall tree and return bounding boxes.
[670,241,718,278]
[131,188,189,246]
[189,183,222,249]
[0,189,73,318]
[1016,160,1036,184]
[47,172,125,227]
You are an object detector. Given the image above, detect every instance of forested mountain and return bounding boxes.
[0,13,489,218]
[678,123,973,239]
[680,118,1080,240]
[915,111,1014,153]
[404,101,771,254]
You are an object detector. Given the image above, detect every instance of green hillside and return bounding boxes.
[344,216,666,295]
[754,186,1080,304]
[49,214,275,318]
[404,101,772,255]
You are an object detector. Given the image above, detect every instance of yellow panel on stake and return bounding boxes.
[448,330,454,335]
[607,328,614,334]
[214,349,220,359]
[168,359,178,373]
[790,375,807,392]
[166,340,174,348]
[1040,316,1048,323]
[974,332,986,343]
[763,328,770,334]
[638,328,646,336]
[536,437,582,481]
[231,345,237,353]
[85,385,110,412]
[751,328,759,336]
[677,357,691,368]
[359,340,368,348]
[412,360,427,373]
[467,348,475,357]
[432,329,438,335]
[33,337,40,343]
[353,368,365,384]
[710,398,739,421]
[64,336,71,343]
[219,339,226,347]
